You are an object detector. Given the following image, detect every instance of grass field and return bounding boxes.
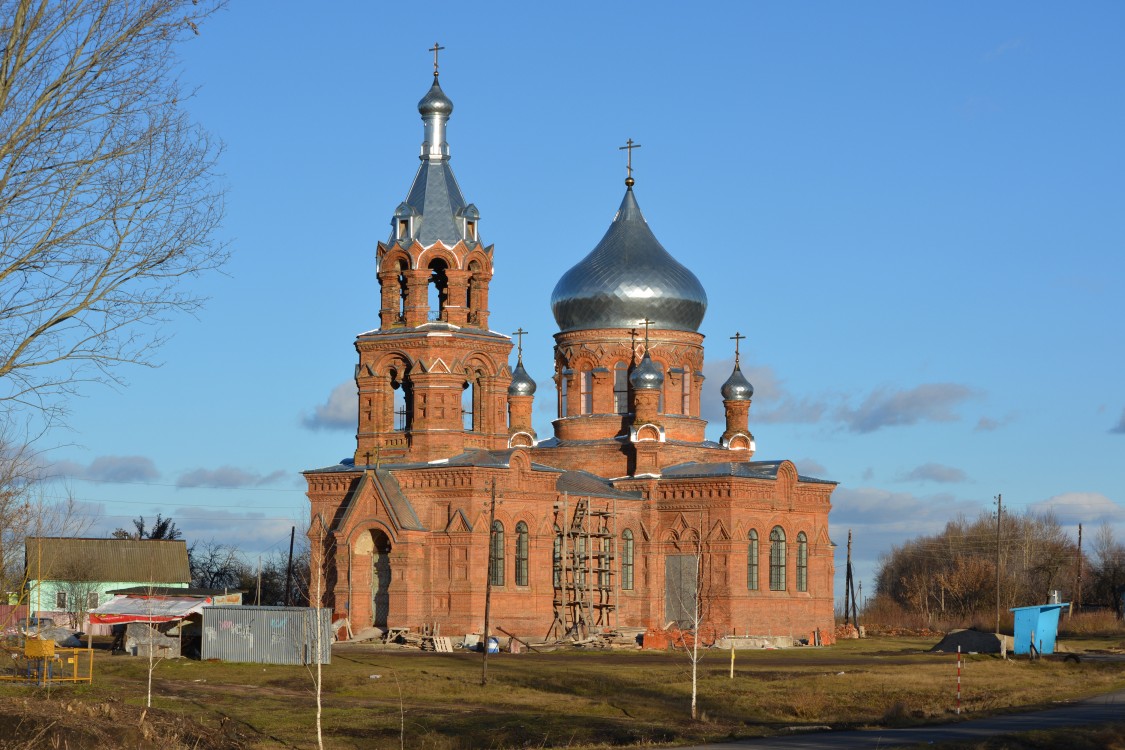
[1,635,1124,749]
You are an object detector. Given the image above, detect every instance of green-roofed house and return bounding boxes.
[25,537,191,634]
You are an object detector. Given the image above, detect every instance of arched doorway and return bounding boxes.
[370,529,392,628]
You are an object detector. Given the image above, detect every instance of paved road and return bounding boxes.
[677,689,1125,749]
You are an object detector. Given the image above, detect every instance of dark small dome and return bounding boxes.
[720,362,754,401]
[508,360,536,397]
[551,188,707,333]
[630,352,664,391]
[418,79,453,117]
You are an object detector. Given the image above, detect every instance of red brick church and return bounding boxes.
[305,64,837,644]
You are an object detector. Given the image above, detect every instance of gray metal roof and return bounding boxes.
[662,460,837,485]
[556,470,643,500]
[630,351,664,390]
[396,159,473,248]
[334,470,426,533]
[551,188,707,333]
[25,537,191,584]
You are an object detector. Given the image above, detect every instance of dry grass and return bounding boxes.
[0,636,1123,749]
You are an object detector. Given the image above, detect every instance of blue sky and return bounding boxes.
[34,2,1125,598]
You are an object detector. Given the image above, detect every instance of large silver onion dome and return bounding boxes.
[551,188,707,332]
[508,359,537,396]
[720,362,754,401]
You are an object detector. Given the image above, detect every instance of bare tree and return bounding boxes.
[112,513,182,541]
[188,538,240,589]
[0,0,228,417]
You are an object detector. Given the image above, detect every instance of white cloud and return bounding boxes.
[47,455,160,483]
[301,381,357,431]
[1030,492,1125,525]
[794,458,828,477]
[838,383,977,433]
[898,462,968,484]
[176,465,291,489]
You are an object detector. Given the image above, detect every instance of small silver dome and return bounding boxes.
[551,188,707,333]
[418,79,453,116]
[508,360,537,397]
[630,352,664,391]
[720,362,754,401]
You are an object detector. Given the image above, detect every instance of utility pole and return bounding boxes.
[1076,523,1083,611]
[995,494,1002,634]
[284,526,296,607]
[481,480,497,686]
[844,530,853,627]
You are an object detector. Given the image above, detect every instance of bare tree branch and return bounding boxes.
[0,0,228,418]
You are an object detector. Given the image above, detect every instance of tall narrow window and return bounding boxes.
[682,367,692,415]
[580,370,593,414]
[428,259,449,320]
[614,362,629,413]
[515,522,529,586]
[656,363,665,413]
[391,368,409,431]
[622,529,634,590]
[489,521,504,586]
[598,532,611,587]
[462,379,475,431]
[396,260,407,322]
[55,591,67,610]
[796,532,808,592]
[559,373,568,417]
[769,526,786,591]
[747,529,759,591]
[553,525,562,587]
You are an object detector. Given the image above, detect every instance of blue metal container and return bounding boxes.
[1010,603,1067,656]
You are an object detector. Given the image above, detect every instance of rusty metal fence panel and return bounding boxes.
[201,606,331,665]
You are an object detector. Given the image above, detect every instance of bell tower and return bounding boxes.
[354,53,512,465]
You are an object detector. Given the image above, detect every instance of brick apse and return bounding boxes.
[305,67,838,645]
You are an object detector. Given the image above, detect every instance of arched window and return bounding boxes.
[489,521,504,586]
[583,370,593,413]
[559,371,568,417]
[769,526,786,591]
[427,258,449,320]
[462,378,476,431]
[622,529,634,590]
[553,525,562,587]
[515,522,529,586]
[614,362,629,414]
[391,367,410,431]
[747,529,759,591]
[682,367,692,416]
[796,532,808,592]
[396,259,408,322]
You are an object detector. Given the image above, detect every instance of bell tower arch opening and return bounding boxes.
[428,258,449,321]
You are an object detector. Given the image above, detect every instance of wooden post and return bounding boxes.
[481,480,497,686]
[995,494,1002,635]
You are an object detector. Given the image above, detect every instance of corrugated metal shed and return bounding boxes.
[25,537,190,583]
[202,606,331,665]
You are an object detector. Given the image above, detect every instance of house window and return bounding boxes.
[515,522,529,586]
[747,529,759,591]
[614,362,629,413]
[55,591,67,610]
[622,529,634,590]
[580,370,593,414]
[86,591,99,610]
[489,521,504,586]
[797,532,808,592]
[769,526,786,591]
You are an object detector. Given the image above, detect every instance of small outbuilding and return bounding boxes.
[1010,603,1068,656]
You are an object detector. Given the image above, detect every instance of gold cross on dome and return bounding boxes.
[429,42,445,77]
[619,138,642,185]
[730,331,746,364]
[512,328,528,359]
